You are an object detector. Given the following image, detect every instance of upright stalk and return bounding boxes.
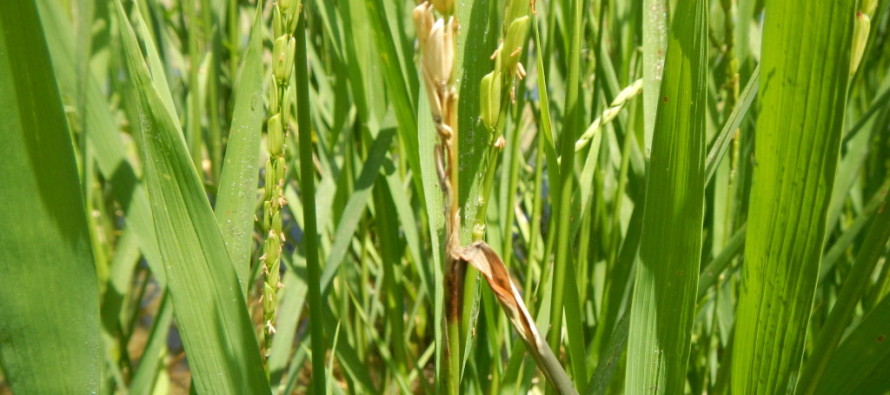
[472,110,507,242]
[228,0,240,88]
[182,0,203,172]
[413,2,459,392]
[202,1,223,182]
[720,0,741,245]
[548,0,584,362]
[262,0,298,362]
[474,5,531,391]
[295,5,327,395]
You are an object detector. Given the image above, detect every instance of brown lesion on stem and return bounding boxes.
[414,1,461,283]
[446,248,465,322]
[413,3,577,393]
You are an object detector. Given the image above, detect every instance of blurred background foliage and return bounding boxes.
[0,0,889,393]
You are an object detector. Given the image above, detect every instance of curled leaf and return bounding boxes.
[457,242,578,395]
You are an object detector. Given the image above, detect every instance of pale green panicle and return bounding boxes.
[262,0,301,360]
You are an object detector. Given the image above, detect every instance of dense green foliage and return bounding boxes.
[1,0,889,393]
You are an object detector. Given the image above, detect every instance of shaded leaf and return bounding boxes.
[0,2,100,392]
[626,0,708,393]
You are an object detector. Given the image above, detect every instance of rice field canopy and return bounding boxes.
[1,0,889,394]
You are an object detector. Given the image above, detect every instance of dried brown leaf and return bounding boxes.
[457,242,578,395]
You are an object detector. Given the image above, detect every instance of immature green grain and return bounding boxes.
[479,0,531,132]
[262,0,298,359]
[850,0,877,75]
[474,0,530,242]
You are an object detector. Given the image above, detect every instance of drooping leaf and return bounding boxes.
[458,242,577,395]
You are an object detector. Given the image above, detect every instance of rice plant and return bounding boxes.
[1,0,889,394]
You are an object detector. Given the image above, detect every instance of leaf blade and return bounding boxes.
[731,0,857,393]
[626,0,708,393]
[114,2,269,393]
[0,2,101,392]
[214,0,265,293]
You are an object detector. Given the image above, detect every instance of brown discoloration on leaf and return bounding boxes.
[457,242,538,347]
[457,242,577,395]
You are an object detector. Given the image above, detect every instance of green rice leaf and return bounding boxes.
[364,0,422,197]
[214,1,265,294]
[113,2,269,392]
[0,2,100,392]
[319,129,396,289]
[626,0,708,393]
[798,184,890,393]
[130,292,174,395]
[705,65,759,184]
[731,0,857,393]
[35,0,166,283]
[812,294,890,395]
[455,0,495,238]
[418,76,446,393]
[641,0,668,151]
